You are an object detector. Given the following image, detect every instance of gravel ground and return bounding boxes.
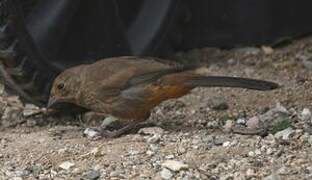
[1,36,312,179]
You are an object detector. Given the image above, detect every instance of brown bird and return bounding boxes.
[48,56,279,137]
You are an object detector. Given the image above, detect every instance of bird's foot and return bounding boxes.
[87,121,156,140]
[100,122,148,138]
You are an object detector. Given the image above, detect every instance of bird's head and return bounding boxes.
[48,65,85,108]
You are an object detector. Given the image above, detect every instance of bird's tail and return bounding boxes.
[185,76,279,91]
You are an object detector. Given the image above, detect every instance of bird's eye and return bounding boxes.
[57,83,65,90]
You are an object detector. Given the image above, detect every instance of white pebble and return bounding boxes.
[162,160,189,171]
[300,108,311,121]
[59,161,75,170]
[160,168,173,179]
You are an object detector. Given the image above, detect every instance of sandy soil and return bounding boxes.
[1,36,312,179]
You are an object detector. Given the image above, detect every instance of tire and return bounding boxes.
[0,0,187,106]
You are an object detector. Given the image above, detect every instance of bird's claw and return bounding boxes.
[99,129,119,139]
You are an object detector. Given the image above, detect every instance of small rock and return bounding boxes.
[260,103,289,122]
[1,107,22,125]
[162,160,188,172]
[266,148,274,155]
[110,170,124,177]
[160,168,173,180]
[274,127,295,140]
[31,165,42,177]
[248,151,256,157]
[222,141,231,147]
[127,149,140,156]
[150,144,160,152]
[0,83,4,95]
[147,135,161,143]
[308,135,312,145]
[263,174,281,180]
[303,59,312,70]
[213,137,226,146]
[59,161,75,170]
[10,178,23,180]
[146,150,155,156]
[206,121,219,128]
[6,96,23,107]
[139,127,164,136]
[209,97,228,110]
[223,120,234,133]
[22,104,42,117]
[246,116,261,129]
[236,118,247,125]
[300,108,311,122]
[165,155,175,159]
[90,147,100,154]
[254,149,261,155]
[83,128,100,138]
[83,170,101,180]
[14,170,30,177]
[262,46,274,55]
[246,168,256,177]
[227,58,236,65]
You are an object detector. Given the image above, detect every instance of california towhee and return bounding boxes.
[48,56,279,137]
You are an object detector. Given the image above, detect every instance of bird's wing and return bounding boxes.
[125,64,197,87]
[84,57,197,99]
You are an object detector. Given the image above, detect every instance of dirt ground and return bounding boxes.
[1,36,312,180]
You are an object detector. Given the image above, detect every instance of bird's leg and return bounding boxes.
[99,121,155,138]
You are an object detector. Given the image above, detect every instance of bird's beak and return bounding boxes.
[47,96,58,109]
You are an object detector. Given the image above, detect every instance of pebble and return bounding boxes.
[246,116,260,129]
[274,127,295,140]
[1,107,22,123]
[254,149,261,155]
[223,120,234,133]
[263,174,281,180]
[0,83,4,95]
[262,46,274,55]
[160,168,173,180]
[150,144,160,152]
[300,108,311,122]
[248,151,256,157]
[308,135,312,145]
[83,128,100,138]
[109,170,124,177]
[227,58,236,65]
[10,178,23,180]
[303,59,312,70]
[222,141,231,147]
[162,160,189,172]
[165,155,175,159]
[146,134,161,143]
[236,118,247,125]
[59,161,75,170]
[22,104,42,117]
[15,170,30,177]
[82,170,101,180]
[209,96,229,110]
[246,168,256,177]
[139,127,164,136]
[146,150,155,156]
[260,103,289,122]
[266,148,274,155]
[214,137,227,146]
